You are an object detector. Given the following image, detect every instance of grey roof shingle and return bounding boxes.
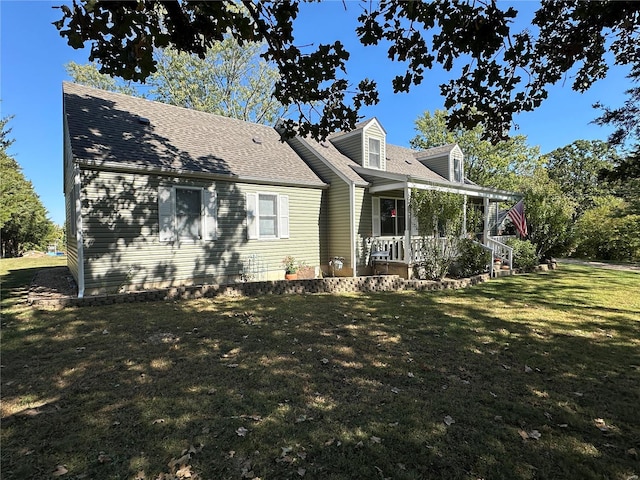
[63,82,326,187]
[384,144,448,182]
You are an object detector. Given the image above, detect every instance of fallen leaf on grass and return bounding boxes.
[594,418,610,432]
[628,448,638,458]
[236,427,249,437]
[524,365,533,373]
[297,467,306,477]
[152,418,165,424]
[240,414,262,422]
[52,465,68,477]
[320,358,329,364]
[168,453,191,469]
[390,387,400,394]
[97,452,112,463]
[443,415,455,426]
[519,429,541,440]
[370,436,381,444]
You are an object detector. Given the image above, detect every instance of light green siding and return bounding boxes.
[287,137,353,272]
[332,133,362,165]
[355,187,372,269]
[420,154,450,180]
[79,168,323,294]
[363,122,386,171]
[326,181,352,269]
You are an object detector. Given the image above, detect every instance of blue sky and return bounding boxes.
[1,1,632,226]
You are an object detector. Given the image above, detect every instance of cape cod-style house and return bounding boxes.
[63,82,519,297]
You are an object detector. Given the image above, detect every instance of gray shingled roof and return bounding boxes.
[63,82,326,187]
[384,144,448,182]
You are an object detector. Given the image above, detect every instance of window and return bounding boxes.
[258,194,278,237]
[158,185,217,242]
[380,198,405,236]
[246,192,290,240]
[176,188,202,240]
[453,157,463,182]
[368,137,381,169]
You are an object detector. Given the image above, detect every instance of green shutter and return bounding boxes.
[372,197,380,237]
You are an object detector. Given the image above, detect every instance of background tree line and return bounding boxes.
[412,109,639,263]
[0,115,62,257]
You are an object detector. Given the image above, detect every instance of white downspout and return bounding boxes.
[349,181,356,277]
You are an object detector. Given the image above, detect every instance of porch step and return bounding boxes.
[493,268,514,277]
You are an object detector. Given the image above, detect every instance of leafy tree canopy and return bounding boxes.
[518,169,576,259]
[411,109,541,190]
[54,1,640,141]
[544,139,619,216]
[65,36,286,125]
[65,61,139,95]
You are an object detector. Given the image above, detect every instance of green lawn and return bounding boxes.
[1,257,639,480]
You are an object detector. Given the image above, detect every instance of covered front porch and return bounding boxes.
[355,167,521,278]
[364,234,515,278]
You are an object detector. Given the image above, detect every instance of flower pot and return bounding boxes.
[285,273,298,280]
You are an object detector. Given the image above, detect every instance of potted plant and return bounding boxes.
[282,255,299,280]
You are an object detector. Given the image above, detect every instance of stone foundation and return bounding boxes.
[28,273,491,308]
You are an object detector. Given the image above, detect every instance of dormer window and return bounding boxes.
[454,157,462,182]
[369,138,381,169]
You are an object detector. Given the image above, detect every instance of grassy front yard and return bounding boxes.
[1,257,639,479]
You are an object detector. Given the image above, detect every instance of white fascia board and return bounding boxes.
[362,117,387,135]
[355,165,519,200]
[295,137,353,185]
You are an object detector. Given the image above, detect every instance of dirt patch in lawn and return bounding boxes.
[28,266,77,300]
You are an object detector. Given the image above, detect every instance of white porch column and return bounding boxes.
[462,195,467,236]
[483,196,490,244]
[404,186,411,263]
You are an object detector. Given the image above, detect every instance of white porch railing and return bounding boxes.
[368,236,405,262]
[367,236,452,264]
[367,235,513,276]
[486,237,514,275]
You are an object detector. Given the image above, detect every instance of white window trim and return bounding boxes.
[368,137,381,169]
[158,185,217,243]
[246,192,290,240]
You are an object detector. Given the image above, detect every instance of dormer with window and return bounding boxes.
[416,143,464,183]
[330,118,386,171]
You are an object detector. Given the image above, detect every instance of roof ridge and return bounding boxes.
[62,81,278,131]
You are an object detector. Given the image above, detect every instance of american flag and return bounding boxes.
[507,200,528,238]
